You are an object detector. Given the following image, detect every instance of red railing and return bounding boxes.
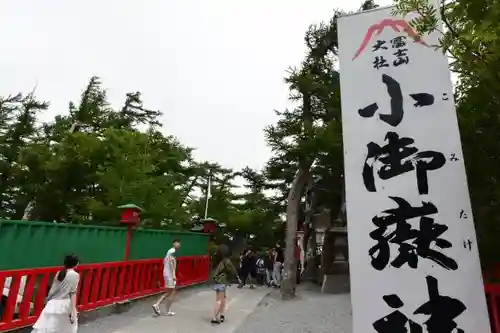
[485,265,500,333]
[485,284,500,333]
[0,255,209,332]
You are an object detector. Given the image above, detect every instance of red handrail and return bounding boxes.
[0,255,209,331]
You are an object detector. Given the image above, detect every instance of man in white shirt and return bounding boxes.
[152,239,181,316]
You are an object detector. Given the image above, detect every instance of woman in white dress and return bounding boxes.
[32,254,80,333]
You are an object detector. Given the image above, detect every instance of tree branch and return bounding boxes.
[440,0,459,39]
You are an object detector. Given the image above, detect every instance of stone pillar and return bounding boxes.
[321,222,349,294]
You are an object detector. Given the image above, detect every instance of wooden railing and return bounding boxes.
[0,255,209,331]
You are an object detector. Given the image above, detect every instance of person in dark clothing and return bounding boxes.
[248,251,258,288]
[238,249,247,280]
[239,248,256,288]
[239,249,249,282]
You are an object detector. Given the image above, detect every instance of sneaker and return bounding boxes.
[211,318,221,324]
[220,315,225,322]
[166,312,176,316]
[152,304,161,316]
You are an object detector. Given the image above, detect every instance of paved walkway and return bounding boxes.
[79,285,269,333]
[235,284,352,333]
[78,284,352,333]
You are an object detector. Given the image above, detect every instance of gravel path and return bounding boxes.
[234,284,352,333]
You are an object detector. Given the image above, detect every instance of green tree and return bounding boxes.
[1,77,204,229]
[0,93,48,218]
[265,0,381,298]
[0,77,286,258]
[265,15,343,299]
[234,167,282,248]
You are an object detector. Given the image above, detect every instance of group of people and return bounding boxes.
[30,240,184,333]
[151,240,297,325]
[151,238,239,324]
[266,243,286,287]
[29,238,302,331]
[238,244,284,288]
[239,242,301,288]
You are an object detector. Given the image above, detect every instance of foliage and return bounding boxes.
[263,0,380,231]
[265,1,381,296]
[264,12,344,222]
[0,77,281,248]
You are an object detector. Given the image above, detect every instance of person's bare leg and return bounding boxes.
[163,288,176,315]
[157,292,169,304]
[219,291,227,322]
[220,291,226,317]
[212,291,222,322]
[153,291,170,315]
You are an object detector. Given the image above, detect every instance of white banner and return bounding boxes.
[338,6,490,333]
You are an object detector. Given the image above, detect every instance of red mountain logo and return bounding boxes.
[352,18,430,60]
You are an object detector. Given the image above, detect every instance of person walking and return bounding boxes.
[152,239,181,316]
[264,248,274,286]
[211,244,241,324]
[241,248,258,289]
[238,249,248,283]
[32,254,80,333]
[273,243,284,288]
[247,249,257,289]
[239,248,252,287]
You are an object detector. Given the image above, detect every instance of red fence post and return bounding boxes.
[1,273,20,327]
[18,274,36,319]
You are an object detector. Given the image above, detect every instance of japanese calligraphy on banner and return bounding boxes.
[337,5,491,333]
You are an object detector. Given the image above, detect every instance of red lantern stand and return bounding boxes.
[200,218,218,257]
[118,204,143,261]
[203,220,217,234]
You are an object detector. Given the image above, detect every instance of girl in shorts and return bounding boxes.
[211,244,241,324]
